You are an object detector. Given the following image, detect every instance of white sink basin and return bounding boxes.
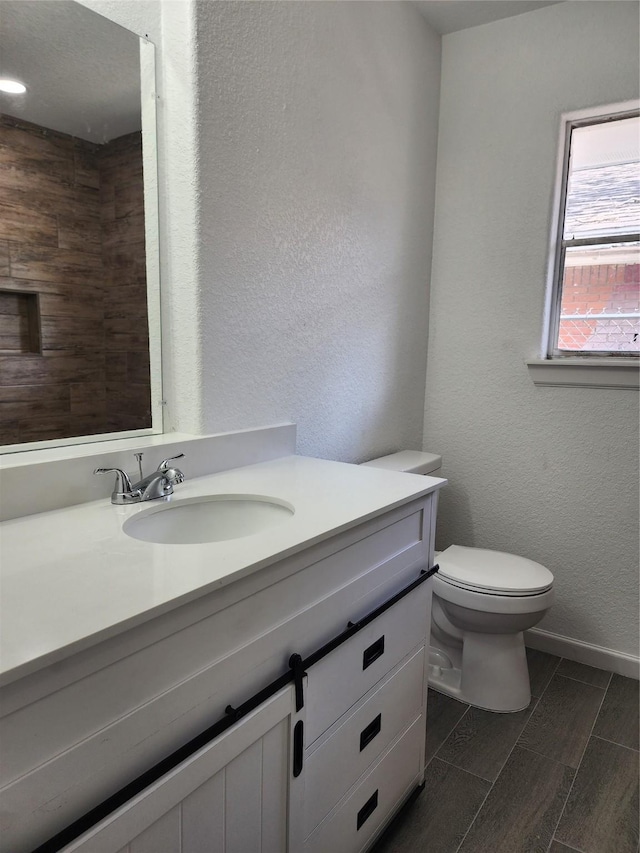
[123,495,294,545]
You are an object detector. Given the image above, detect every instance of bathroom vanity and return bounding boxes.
[0,455,445,853]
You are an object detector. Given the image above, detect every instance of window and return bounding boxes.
[546,104,639,359]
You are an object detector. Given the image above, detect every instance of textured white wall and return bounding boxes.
[424,2,640,656]
[194,1,441,461]
[81,1,441,458]
[79,0,160,42]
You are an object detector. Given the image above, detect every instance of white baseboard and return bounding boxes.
[525,628,640,680]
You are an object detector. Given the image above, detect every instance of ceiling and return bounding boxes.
[414,1,563,35]
[0,0,141,143]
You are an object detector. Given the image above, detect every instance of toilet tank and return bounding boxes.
[361,450,442,477]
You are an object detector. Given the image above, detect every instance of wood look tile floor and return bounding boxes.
[372,650,639,853]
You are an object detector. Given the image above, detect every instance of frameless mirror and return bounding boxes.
[0,0,161,452]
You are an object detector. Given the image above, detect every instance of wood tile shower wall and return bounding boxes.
[0,116,150,445]
[99,133,151,434]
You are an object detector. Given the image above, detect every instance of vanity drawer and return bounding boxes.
[304,646,425,836]
[305,580,429,744]
[304,714,423,853]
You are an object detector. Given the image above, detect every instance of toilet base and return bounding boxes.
[428,632,531,713]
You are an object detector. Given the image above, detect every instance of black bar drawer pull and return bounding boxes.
[359,713,382,752]
[362,635,385,670]
[357,789,379,830]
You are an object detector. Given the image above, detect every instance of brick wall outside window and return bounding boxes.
[558,260,640,352]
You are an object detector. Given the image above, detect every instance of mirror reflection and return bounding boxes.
[0,0,154,448]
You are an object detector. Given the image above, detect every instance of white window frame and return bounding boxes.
[528,100,640,390]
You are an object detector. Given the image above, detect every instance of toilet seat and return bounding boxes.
[436,545,553,596]
[432,573,555,615]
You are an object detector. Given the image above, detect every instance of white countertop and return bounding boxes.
[0,455,445,686]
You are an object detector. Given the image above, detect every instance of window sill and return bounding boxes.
[526,358,639,389]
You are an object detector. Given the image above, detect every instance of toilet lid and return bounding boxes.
[436,545,554,595]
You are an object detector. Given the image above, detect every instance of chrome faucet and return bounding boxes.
[94,453,185,505]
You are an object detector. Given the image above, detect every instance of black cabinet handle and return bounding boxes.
[357,789,379,830]
[293,720,304,777]
[359,713,382,752]
[362,635,385,670]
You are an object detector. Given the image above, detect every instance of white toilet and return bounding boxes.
[361,451,554,713]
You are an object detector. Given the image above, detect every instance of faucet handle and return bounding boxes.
[157,453,184,472]
[94,467,137,503]
[157,453,185,485]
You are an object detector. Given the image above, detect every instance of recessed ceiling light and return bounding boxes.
[0,78,27,94]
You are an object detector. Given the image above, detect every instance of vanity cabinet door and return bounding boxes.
[59,687,294,853]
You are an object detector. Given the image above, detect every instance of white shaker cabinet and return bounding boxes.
[55,573,432,853]
[1,477,442,853]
